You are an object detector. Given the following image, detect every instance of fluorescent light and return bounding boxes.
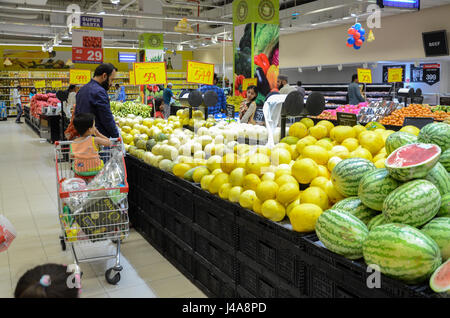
[177,44,183,51]
[211,35,218,44]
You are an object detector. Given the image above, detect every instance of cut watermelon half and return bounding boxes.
[385,143,441,181]
[430,259,450,294]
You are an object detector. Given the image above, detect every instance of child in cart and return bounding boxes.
[71,113,112,178]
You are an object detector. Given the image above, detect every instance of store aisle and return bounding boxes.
[0,121,206,298]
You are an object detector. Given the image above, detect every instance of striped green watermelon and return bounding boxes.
[439,148,450,172]
[430,259,450,294]
[418,122,450,152]
[367,214,388,231]
[358,168,400,211]
[383,179,441,227]
[363,223,442,284]
[386,143,441,181]
[425,162,450,196]
[315,209,369,260]
[331,158,376,197]
[421,217,450,261]
[332,197,379,225]
[385,131,417,155]
[438,193,450,217]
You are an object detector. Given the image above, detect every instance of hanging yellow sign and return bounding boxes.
[51,80,62,88]
[357,69,372,84]
[186,61,214,85]
[388,68,403,83]
[34,80,46,88]
[129,70,135,85]
[133,62,167,85]
[242,78,257,90]
[70,69,91,85]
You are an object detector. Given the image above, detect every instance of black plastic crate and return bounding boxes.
[164,205,194,247]
[192,224,238,281]
[139,193,165,228]
[163,230,195,281]
[137,209,165,253]
[236,286,256,298]
[160,179,194,221]
[192,192,238,248]
[193,253,236,298]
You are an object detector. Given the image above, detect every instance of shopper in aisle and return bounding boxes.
[29,87,37,100]
[348,74,366,105]
[163,83,177,118]
[12,85,22,124]
[360,83,367,100]
[14,264,80,298]
[75,63,119,139]
[198,73,226,115]
[278,75,296,95]
[114,83,127,102]
[239,85,258,124]
[153,98,165,119]
[296,81,306,100]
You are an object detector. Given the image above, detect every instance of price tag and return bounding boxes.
[34,80,45,88]
[337,112,357,127]
[226,104,235,119]
[129,71,135,85]
[242,78,257,90]
[357,68,372,84]
[403,117,434,129]
[254,107,265,124]
[70,69,91,85]
[388,68,403,83]
[51,80,62,88]
[186,61,214,85]
[133,62,167,85]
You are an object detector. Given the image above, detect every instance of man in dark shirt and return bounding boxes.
[75,63,119,138]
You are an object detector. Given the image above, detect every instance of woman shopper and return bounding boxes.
[12,85,22,124]
[239,85,258,124]
[29,87,37,100]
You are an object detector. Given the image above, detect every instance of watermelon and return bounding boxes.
[367,214,388,231]
[385,131,417,155]
[383,179,441,228]
[438,193,450,217]
[385,143,441,181]
[331,158,376,197]
[429,259,450,294]
[155,133,168,142]
[315,209,369,260]
[418,122,450,152]
[145,139,157,151]
[439,148,450,172]
[421,217,450,261]
[358,168,400,211]
[425,162,450,196]
[332,197,379,225]
[363,223,442,284]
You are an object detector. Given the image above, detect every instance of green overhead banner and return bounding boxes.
[233,0,279,26]
[138,33,164,50]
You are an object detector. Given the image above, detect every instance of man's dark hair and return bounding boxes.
[94,63,118,77]
[73,113,95,136]
[297,81,302,87]
[154,98,163,108]
[68,84,76,92]
[115,84,120,89]
[352,74,358,82]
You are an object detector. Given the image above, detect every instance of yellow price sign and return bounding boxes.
[70,69,91,85]
[34,80,45,88]
[242,78,257,90]
[388,68,403,83]
[357,68,372,84]
[129,71,135,85]
[51,80,62,88]
[133,62,167,85]
[186,61,214,85]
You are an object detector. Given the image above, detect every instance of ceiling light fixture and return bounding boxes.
[110,0,120,4]
[211,35,218,44]
[177,44,183,51]
[338,64,343,71]
[298,67,302,73]
[363,62,368,69]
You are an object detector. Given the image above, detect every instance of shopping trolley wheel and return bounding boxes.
[60,236,66,251]
[105,268,121,285]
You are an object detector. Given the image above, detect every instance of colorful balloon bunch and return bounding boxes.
[346,23,366,50]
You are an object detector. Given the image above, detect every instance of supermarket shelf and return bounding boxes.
[0,77,68,80]
[0,86,68,88]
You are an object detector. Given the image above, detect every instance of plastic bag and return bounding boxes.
[263,94,286,148]
[0,215,17,252]
[61,178,88,212]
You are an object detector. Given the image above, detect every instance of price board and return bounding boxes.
[70,69,91,85]
[72,16,104,64]
[186,61,214,85]
[226,104,235,119]
[403,117,434,129]
[387,68,403,83]
[357,68,372,84]
[383,65,405,83]
[129,71,135,85]
[133,62,167,85]
[51,80,62,89]
[242,78,257,90]
[337,112,357,127]
[34,80,45,88]
[254,106,265,124]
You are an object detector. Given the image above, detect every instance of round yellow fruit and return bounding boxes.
[290,144,300,160]
[317,165,331,179]
[310,176,330,192]
[229,167,246,187]
[341,138,359,152]
[209,173,229,194]
[330,126,356,143]
[292,158,319,184]
[400,125,420,136]
[192,166,210,183]
[315,139,333,151]
[374,159,386,168]
[316,120,335,134]
[351,124,365,138]
[256,180,279,202]
[365,122,385,131]
[325,180,345,205]
[309,125,328,139]
[246,153,271,176]
[289,204,323,233]
[300,117,314,129]
[219,183,232,200]
[200,174,215,190]
[288,122,308,139]
[261,172,275,181]
[221,153,239,174]
[327,156,343,173]
[242,174,261,191]
[270,148,292,166]
[239,190,257,209]
[253,197,263,215]
[228,186,244,203]
[359,131,384,155]
[274,165,291,179]
[349,147,373,161]
[300,186,329,210]
[261,200,286,222]
[296,136,317,153]
[373,153,386,162]
[286,198,300,218]
[329,145,350,159]
[276,182,300,205]
[173,163,192,178]
[206,155,222,172]
[256,146,271,157]
[275,174,298,187]
[302,145,329,165]
[212,168,223,175]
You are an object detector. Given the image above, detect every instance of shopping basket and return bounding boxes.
[55,138,129,285]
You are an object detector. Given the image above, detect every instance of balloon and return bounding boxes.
[346,42,353,48]
[347,37,355,45]
[354,23,362,30]
[353,32,361,40]
[361,36,365,42]
[355,39,363,46]
[353,44,361,50]
[359,28,366,36]
[348,28,355,35]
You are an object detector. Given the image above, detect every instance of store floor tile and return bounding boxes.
[0,121,208,298]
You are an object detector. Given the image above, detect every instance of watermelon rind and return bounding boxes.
[438,193,450,217]
[425,162,450,196]
[367,214,388,231]
[315,209,369,260]
[429,259,450,294]
[385,143,441,182]
[418,122,450,152]
[421,217,450,261]
[385,131,417,155]
[358,168,400,211]
[331,158,376,197]
[332,197,379,225]
[383,179,441,228]
[363,223,442,284]
[439,148,450,172]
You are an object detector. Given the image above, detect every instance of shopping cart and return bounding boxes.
[55,138,129,285]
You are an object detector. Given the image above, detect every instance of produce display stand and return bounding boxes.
[24,105,41,135]
[125,154,439,298]
[39,114,62,143]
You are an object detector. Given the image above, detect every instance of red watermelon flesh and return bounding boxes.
[430,259,450,293]
[387,143,440,167]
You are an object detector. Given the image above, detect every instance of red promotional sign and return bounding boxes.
[72,15,103,64]
[72,48,103,64]
[422,64,440,69]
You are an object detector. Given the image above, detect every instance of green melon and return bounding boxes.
[159,159,174,172]
[183,167,198,182]
[145,139,157,151]
[280,136,299,145]
[429,259,450,294]
[385,143,441,181]
[439,148,450,172]
[363,223,442,284]
[358,168,400,211]
[418,122,450,152]
[155,133,168,142]
[331,158,376,197]
[383,179,441,228]
[425,162,450,196]
[385,131,417,155]
[332,197,379,225]
[367,214,388,231]
[315,209,369,260]
[421,217,450,261]
[438,193,450,217]
[136,139,147,150]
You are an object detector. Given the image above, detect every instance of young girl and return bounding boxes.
[71,113,112,177]
[239,85,258,124]
[14,264,80,298]
[154,98,165,119]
